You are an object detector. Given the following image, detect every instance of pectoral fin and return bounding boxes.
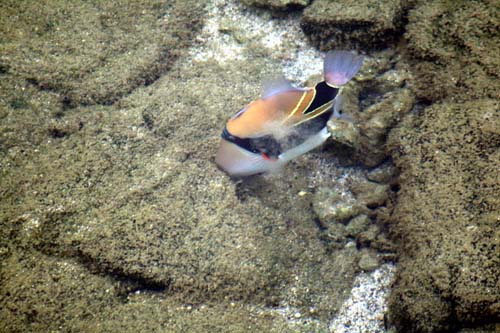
[278,127,331,163]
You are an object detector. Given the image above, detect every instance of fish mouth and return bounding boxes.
[215,139,279,177]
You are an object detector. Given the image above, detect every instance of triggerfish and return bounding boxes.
[216,50,364,177]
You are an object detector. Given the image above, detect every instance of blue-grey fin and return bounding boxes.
[262,77,301,99]
[324,50,364,86]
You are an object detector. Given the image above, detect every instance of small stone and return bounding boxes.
[313,187,368,225]
[358,250,380,272]
[335,203,365,223]
[351,180,389,208]
[346,214,371,237]
[327,119,360,149]
[322,222,348,248]
[366,163,398,184]
[357,225,380,247]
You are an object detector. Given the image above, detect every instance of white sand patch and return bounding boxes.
[189,0,322,83]
[329,264,396,333]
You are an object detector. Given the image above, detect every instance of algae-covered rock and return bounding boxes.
[72,159,294,300]
[327,51,415,167]
[366,162,398,184]
[350,179,389,208]
[404,0,499,102]
[0,0,203,106]
[387,99,500,331]
[312,187,366,226]
[301,0,404,49]
[0,1,390,327]
[378,1,500,330]
[0,0,444,330]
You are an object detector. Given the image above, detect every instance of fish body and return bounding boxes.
[216,51,364,177]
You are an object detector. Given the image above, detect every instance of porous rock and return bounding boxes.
[358,249,380,272]
[313,187,366,225]
[405,0,499,102]
[387,99,500,331]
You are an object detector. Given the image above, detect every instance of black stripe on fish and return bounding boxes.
[303,81,339,115]
[222,127,282,158]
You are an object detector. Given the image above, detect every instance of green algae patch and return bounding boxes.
[0,0,203,106]
[387,99,500,331]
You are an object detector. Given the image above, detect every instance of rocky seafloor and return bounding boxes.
[0,0,498,332]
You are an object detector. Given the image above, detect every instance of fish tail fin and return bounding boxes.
[324,50,364,87]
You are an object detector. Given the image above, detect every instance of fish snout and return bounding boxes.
[215,139,279,177]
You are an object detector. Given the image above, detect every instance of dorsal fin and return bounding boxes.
[261,77,300,99]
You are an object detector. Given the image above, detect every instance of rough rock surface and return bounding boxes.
[405,0,499,102]
[301,0,405,49]
[385,0,500,331]
[0,0,201,106]
[388,99,500,332]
